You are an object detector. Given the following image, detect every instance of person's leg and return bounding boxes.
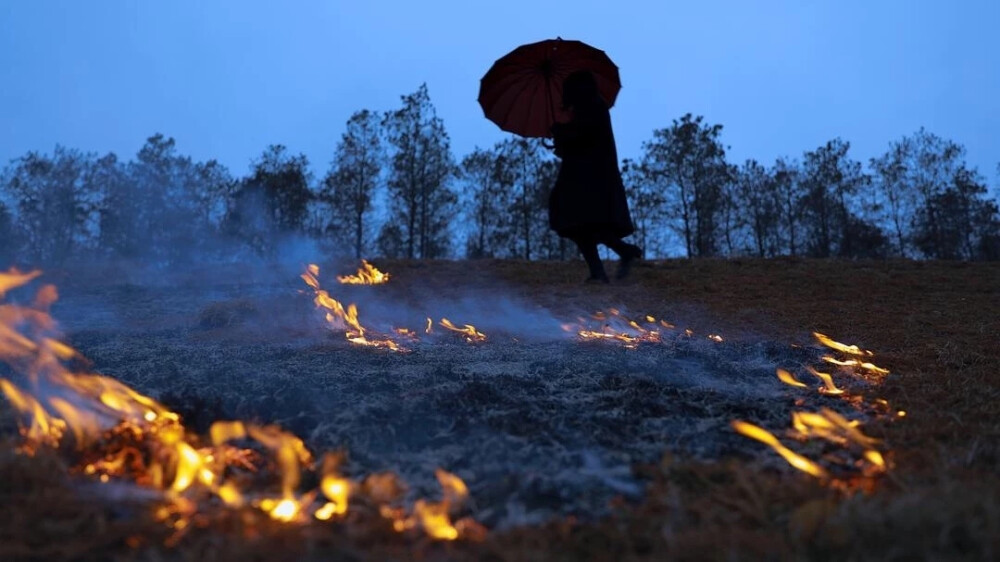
[595,233,642,279]
[572,234,609,282]
[598,235,632,257]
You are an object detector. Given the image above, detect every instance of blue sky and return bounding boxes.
[1,1,998,181]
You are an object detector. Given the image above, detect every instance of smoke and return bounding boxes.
[336,284,567,343]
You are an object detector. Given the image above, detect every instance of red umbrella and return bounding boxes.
[478,38,621,139]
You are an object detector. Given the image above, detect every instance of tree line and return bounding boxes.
[2,84,998,266]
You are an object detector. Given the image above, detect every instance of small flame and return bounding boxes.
[806,367,845,395]
[319,452,350,517]
[302,265,405,352]
[314,502,339,521]
[565,309,666,348]
[377,469,470,541]
[337,260,390,285]
[0,268,42,296]
[813,332,873,357]
[414,500,459,540]
[439,319,486,343]
[260,498,302,522]
[776,368,808,388]
[435,468,469,504]
[821,356,890,375]
[731,420,829,479]
[790,408,886,473]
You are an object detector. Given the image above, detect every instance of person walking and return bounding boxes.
[548,70,642,283]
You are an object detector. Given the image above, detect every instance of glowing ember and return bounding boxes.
[319,452,351,517]
[564,309,668,348]
[337,260,390,285]
[377,469,471,541]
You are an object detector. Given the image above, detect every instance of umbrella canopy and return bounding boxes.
[478,38,621,139]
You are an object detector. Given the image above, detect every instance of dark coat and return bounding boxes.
[548,101,634,239]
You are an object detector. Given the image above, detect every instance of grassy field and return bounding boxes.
[2,257,998,561]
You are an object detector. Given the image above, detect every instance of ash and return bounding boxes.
[51,274,848,529]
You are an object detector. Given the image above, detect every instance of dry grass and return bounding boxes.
[2,257,999,561]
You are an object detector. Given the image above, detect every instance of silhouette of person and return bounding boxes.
[548,70,641,283]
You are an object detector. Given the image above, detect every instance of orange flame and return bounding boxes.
[0,267,480,541]
[813,332,873,357]
[565,309,666,348]
[302,264,405,352]
[378,468,471,541]
[0,268,42,296]
[790,408,886,472]
[336,260,390,285]
[318,452,351,519]
[731,420,829,479]
[776,368,808,388]
[821,356,890,375]
[805,367,845,395]
[439,319,487,343]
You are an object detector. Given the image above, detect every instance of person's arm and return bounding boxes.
[550,106,603,156]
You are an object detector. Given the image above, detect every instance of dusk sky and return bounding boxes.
[2,1,998,181]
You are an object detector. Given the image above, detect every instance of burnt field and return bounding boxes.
[2,257,999,561]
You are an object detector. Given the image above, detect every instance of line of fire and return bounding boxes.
[0,260,905,551]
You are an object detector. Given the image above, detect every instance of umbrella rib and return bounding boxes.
[498,69,545,137]
[521,72,547,138]
[480,64,540,108]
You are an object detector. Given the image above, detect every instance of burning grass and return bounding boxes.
[2,257,998,560]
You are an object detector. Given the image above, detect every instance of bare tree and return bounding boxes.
[736,160,779,257]
[771,158,803,256]
[381,84,457,259]
[870,139,913,257]
[323,109,383,258]
[621,158,668,258]
[459,146,510,258]
[641,114,730,257]
[4,146,92,263]
[799,139,869,257]
[497,138,552,260]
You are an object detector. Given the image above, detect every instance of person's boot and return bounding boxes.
[584,272,610,284]
[585,262,610,284]
[615,244,643,280]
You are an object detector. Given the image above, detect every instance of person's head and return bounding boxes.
[561,70,602,111]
